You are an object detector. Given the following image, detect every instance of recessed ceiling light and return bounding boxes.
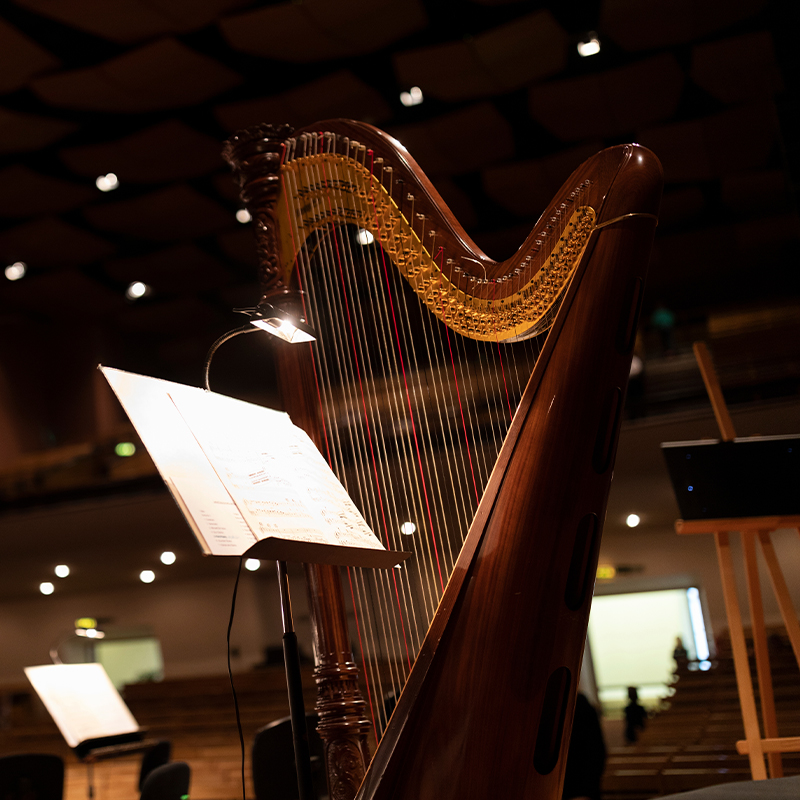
[54,564,70,578]
[96,173,119,192]
[400,86,423,107]
[139,570,155,583]
[236,208,251,223]
[626,513,641,528]
[39,582,55,595]
[577,35,601,57]
[355,228,374,246]
[126,281,151,300]
[244,558,260,571]
[5,261,26,281]
[160,551,176,565]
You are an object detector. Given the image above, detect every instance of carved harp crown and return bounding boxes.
[224,120,663,800]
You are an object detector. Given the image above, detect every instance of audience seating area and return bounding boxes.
[603,630,800,799]
[1,631,798,800]
[0,666,315,800]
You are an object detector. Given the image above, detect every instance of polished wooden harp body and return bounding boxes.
[223,120,663,800]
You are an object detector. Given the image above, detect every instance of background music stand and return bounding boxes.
[668,342,800,780]
[24,663,159,798]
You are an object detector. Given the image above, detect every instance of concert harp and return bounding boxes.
[223,120,663,800]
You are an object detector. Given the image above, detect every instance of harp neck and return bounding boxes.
[223,121,659,343]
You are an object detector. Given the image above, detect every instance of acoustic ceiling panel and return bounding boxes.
[701,102,779,176]
[15,0,250,44]
[0,165,95,218]
[388,102,514,177]
[529,54,684,142]
[83,184,235,241]
[394,11,567,102]
[656,186,707,230]
[219,0,427,62]
[0,217,115,268]
[637,102,778,185]
[0,268,125,319]
[0,108,77,154]
[0,18,60,93]
[60,120,225,183]
[691,32,783,105]
[600,0,768,51]
[734,211,800,250]
[215,70,393,134]
[217,228,258,269]
[103,243,234,293]
[720,169,789,214]
[116,295,220,334]
[31,39,242,112]
[482,143,602,218]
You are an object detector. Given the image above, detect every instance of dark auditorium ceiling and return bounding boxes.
[0,0,799,602]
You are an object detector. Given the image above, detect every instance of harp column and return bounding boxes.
[223,126,371,800]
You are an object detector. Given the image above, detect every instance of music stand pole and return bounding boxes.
[276,559,316,800]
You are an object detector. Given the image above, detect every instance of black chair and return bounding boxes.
[0,753,64,800]
[138,740,172,791]
[252,713,326,800]
[139,761,190,800]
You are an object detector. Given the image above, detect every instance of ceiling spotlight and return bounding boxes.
[125,281,151,300]
[5,261,26,281]
[139,569,155,583]
[355,228,374,246]
[39,582,55,595]
[400,521,416,536]
[96,173,119,192]
[160,551,176,565]
[236,208,251,224]
[76,627,105,639]
[54,564,70,578]
[235,302,316,344]
[577,34,601,57]
[244,558,260,571]
[626,513,641,528]
[400,86,424,107]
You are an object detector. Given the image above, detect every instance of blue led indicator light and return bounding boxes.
[687,485,693,492]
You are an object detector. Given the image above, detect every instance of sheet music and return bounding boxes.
[25,664,139,748]
[101,367,257,555]
[101,366,385,558]
[168,389,383,551]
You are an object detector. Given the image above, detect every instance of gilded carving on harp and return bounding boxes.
[224,120,663,800]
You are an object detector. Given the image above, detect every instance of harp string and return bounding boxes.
[311,145,419,712]
[281,134,552,741]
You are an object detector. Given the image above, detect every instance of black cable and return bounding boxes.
[203,324,260,391]
[227,555,246,800]
[205,323,260,800]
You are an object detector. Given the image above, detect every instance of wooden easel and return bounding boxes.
[674,342,800,779]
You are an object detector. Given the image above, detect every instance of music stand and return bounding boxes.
[664,343,800,780]
[24,663,159,798]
